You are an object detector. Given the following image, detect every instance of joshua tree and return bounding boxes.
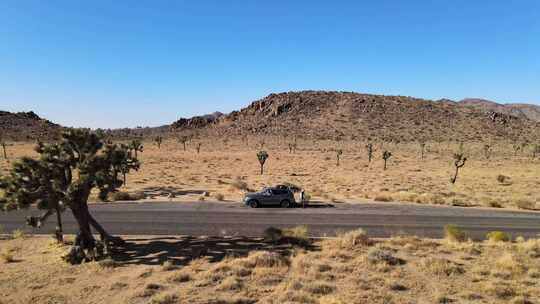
[196,142,202,154]
[257,151,269,175]
[259,140,265,149]
[450,153,467,184]
[382,150,392,170]
[483,144,492,160]
[336,149,343,166]
[0,136,7,160]
[178,136,189,151]
[129,139,144,159]
[154,136,163,149]
[288,143,297,154]
[532,144,540,159]
[0,129,140,264]
[419,141,426,160]
[512,144,521,157]
[366,143,375,163]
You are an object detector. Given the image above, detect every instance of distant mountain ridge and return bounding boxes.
[458,98,540,122]
[2,92,540,142]
[170,91,540,142]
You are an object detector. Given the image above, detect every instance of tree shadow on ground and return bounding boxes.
[111,235,317,267]
[139,186,208,199]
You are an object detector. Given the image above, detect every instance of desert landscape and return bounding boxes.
[2,2,540,303]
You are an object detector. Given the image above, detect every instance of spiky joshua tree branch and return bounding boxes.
[450,153,467,184]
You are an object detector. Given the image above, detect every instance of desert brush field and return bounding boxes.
[0,227,539,304]
[1,137,539,210]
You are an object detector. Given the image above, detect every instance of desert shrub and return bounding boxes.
[304,281,336,295]
[213,193,225,201]
[150,293,179,304]
[496,175,512,185]
[161,260,176,271]
[444,225,467,242]
[495,253,526,274]
[218,276,243,291]
[515,198,535,210]
[486,231,511,243]
[283,225,310,246]
[367,247,403,265]
[422,258,464,276]
[231,179,248,191]
[484,281,516,299]
[168,271,191,283]
[373,193,392,202]
[481,197,503,208]
[392,191,418,202]
[263,227,283,242]
[12,229,25,239]
[0,251,15,263]
[332,229,371,249]
[448,197,470,207]
[415,193,445,205]
[246,251,289,268]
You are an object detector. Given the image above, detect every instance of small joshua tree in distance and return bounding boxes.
[129,139,144,159]
[483,144,492,160]
[154,136,163,149]
[382,150,392,170]
[450,153,467,184]
[288,143,296,154]
[178,135,189,151]
[336,149,343,166]
[366,143,375,163]
[196,142,202,154]
[0,135,7,160]
[419,140,426,160]
[257,150,269,175]
[532,144,540,160]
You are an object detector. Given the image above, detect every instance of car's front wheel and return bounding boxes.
[280,200,291,208]
[248,200,259,208]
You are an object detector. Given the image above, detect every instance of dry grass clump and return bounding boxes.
[149,293,179,304]
[11,229,26,239]
[373,192,392,202]
[263,226,311,246]
[230,178,249,191]
[161,260,177,271]
[217,276,243,291]
[415,193,445,205]
[245,251,289,268]
[514,198,536,210]
[483,281,517,299]
[0,250,15,263]
[367,247,403,265]
[444,224,468,242]
[494,252,526,274]
[213,192,225,201]
[422,258,464,276]
[327,229,372,250]
[168,271,191,283]
[486,231,511,243]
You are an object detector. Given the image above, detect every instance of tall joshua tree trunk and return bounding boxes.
[55,205,63,243]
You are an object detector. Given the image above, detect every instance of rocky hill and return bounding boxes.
[171,91,540,142]
[459,98,540,122]
[0,111,62,141]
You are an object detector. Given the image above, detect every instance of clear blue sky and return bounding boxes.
[1,1,539,128]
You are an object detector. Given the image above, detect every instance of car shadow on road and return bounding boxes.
[111,235,317,267]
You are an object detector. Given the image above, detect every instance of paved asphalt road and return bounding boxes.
[1,201,539,239]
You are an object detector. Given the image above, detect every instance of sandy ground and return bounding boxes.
[0,230,539,304]
[1,138,539,210]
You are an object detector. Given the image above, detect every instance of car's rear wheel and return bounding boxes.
[280,200,291,208]
[248,200,259,208]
